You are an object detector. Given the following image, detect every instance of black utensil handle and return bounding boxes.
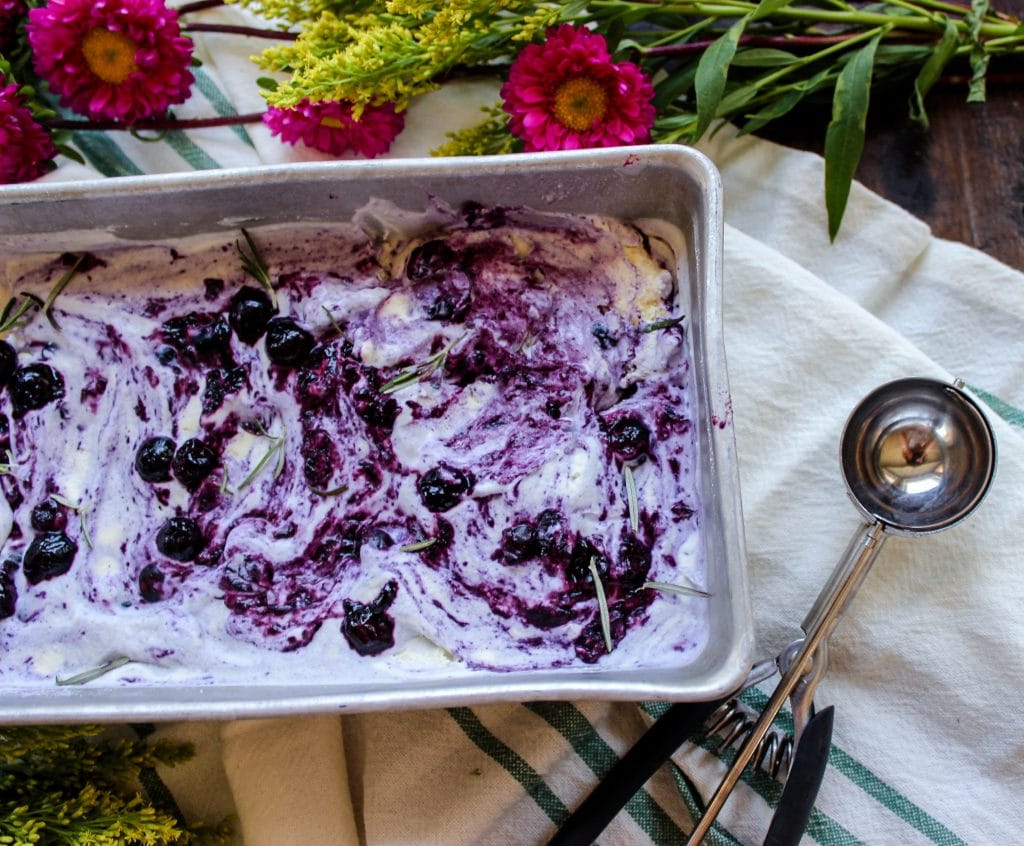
[762,705,835,846]
[547,697,727,846]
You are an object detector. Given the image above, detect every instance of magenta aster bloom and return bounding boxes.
[263,99,405,159]
[501,25,656,152]
[0,84,58,184]
[26,0,194,124]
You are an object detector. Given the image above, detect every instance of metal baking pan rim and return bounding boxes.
[0,145,752,721]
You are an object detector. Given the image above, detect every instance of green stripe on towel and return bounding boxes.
[525,701,690,844]
[644,698,861,846]
[68,134,144,177]
[667,764,748,846]
[447,707,570,826]
[162,131,222,170]
[740,688,967,846]
[967,383,1024,429]
[193,67,256,148]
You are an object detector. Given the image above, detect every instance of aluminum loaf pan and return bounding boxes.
[0,146,752,722]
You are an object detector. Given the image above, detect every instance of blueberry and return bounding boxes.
[617,534,652,588]
[536,509,568,557]
[592,323,618,350]
[171,438,217,490]
[30,498,67,532]
[607,415,651,460]
[0,341,16,388]
[426,295,455,321]
[229,286,275,345]
[568,537,608,584]
[155,346,177,366]
[545,399,562,419]
[406,240,457,281]
[155,517,205,562]
[354,387,399,430]
[417,465,473,513]
[23,531,78,584]
[265,317,314,366]
[342,580,398,656]
[9,363,64,415]
[367,528,394,549]
[193,317,231,356]
[135,436,176,483]
[502,521,539,564]
[300,427,337,490]
[0,557,17,618]
[139,564,166,602]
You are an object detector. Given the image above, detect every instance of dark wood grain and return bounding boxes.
[757,2,1024,271]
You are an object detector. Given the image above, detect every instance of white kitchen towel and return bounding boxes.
[18,4,1024,844]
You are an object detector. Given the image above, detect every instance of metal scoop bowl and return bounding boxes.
[686,378,996,844]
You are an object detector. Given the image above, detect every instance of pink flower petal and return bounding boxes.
[501,24,655,153]
[27,0,194,123]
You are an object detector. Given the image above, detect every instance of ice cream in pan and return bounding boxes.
[0,202,707,685]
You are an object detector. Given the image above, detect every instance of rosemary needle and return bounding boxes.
[623,464,640,533]
[643,580,712,599]
[589,557,613,654]
[400,537,437,553]
[56,656,132,686]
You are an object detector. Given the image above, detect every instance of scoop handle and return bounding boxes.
[685,521,887,845]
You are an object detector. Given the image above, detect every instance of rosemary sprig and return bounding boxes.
[0,293,42,336]
[400,537,437,553]
[643,579,713,599]
[41,254,85,331]
[0,449,19,477]
[321,304,346,338]
[623,464,640,533]
[589,557,613,655]
[310,483,348,497]
[55,656,132,686]
[640,315,686,333]
[379,333,464,395]
[237,228,278,308]
[50,494,93,550]
[238,419,286,489]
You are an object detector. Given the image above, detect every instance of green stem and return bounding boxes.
[878,0,947,24]
[743,25,888,94]
[595,0,1018,37]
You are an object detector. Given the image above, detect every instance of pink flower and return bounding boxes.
[1,0,27,54]
[501,25,656,152]
[263,99,405,159]
[0,83,57,184]
[26,0,194,124]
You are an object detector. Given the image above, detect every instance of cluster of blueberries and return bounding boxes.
[133,284,321,595]
[1,340,76,603]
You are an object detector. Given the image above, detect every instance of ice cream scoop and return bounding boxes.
[686,377,996,845]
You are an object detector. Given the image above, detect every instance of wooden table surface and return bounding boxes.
[758,0,1023,272]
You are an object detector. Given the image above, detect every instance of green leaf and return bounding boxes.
[716,81,760,116]
[824,33,882,241]
[256,76,279,92]
[739,67,837,135]
[738,88,805,135]
[752,0,794,20]
[653,64,698,111]
[730,48,798,67]
[693,16,749,140]
[908,17,959,128]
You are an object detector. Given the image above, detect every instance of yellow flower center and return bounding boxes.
[82,28,138,85]
[552,77,607,132]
